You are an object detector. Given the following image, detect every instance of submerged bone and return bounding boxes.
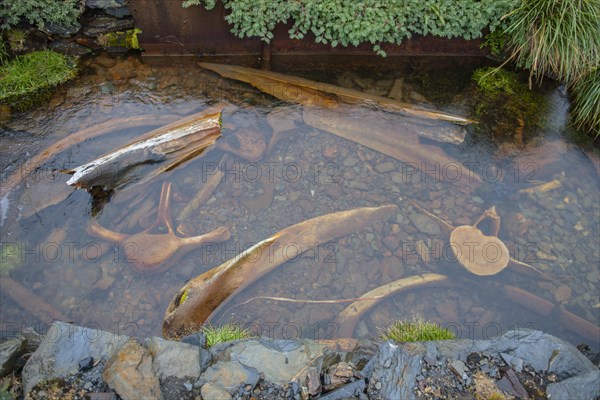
[162,204,398,339]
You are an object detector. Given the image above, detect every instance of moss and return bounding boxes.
[202,323,253,348]
[96,28,142,50]
[379,317,456,343]
[471,67,547,140]
[0,50,77,110]
[0,243,23,276]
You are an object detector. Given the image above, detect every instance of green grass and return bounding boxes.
[0,50,77,107]
[473,67,520,96]
[503,0,600,85]
[570,67,600,138]
[380,317,457,343]
[202,323,253,348]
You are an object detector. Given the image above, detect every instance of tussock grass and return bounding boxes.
[571,68,600,137]
[0,50,77,105]
[202,323,253,348]
[379,316,457,343]
[503,0,600,85]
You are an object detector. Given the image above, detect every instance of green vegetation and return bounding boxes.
[0,0,83,30]
[571,68,599,138]
[202,323,253,347]
[6,29,28,53]
[0,50,77,109]
[0,243,23,276]
[96,28,143,50]
[503,0,599,85]
[380,317,456,342]
[182,0,513,56]
[471,66,546,138]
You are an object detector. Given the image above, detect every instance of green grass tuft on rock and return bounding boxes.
[202,323,253,348]
[570,67,600,138]
[380,317,456,343]
[0,50,77,107]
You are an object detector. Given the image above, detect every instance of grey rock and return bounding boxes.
[22,321,129,393]
[49,40,93,56]
[42,22,81,37]
[408,212,440,235]
[201,382,232,400]
[0,338,26,377]
[375,162,395,173]
[197,361,259,393]
[449,359,466,381]
[183,382,193,391]
[86,0,127,9]
[83,16,135,37]
[500,352,523,372]
[181,331,207,349]
[213,339,327,385]
[145,337,202,380]
[318,379,366,400]
[366,330,599,400]
[546,370,600,400]
[103,7,132,18]
[103,339,162,400]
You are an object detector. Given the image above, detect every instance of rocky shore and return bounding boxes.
[1,322,599,399]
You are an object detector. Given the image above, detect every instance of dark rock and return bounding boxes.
[103,7,132,18]
[42,22,81,37]
[78,356,94,372]
[181,331,208,349]
[86,0,127,9]
[305,367,321,396]
[365,330,599,400]
[49,40,93,56]
[496,368,528,398]
[318,379,366,400]
[0,338,26,377]
[82,16,135,37]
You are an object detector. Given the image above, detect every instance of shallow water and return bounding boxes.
[1,54,598,347]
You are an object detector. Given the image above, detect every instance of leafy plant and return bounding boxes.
[570,67,600,138]
[96,28,143,50]
[0,0,84,30]
[0,243,23,276]
[182,0,515,56]
[379,316,456,342]
[7,29,28,53]
[202,323,253,347]
[502,0,600,85]
[0,50,77,108]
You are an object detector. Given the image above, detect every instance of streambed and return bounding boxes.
[1,54,598,347]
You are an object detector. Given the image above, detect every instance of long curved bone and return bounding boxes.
[88,181,230,273]
[163,204,398,339]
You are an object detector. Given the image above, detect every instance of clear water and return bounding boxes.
[1,54,598,347]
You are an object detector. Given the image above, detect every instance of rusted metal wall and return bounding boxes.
[129,0,486,56]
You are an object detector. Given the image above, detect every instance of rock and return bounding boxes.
[212,339,327,385]
[305,367,321,396]
[22,321,129,394]
[181,332,207,349]
[496,368,528,399]
[547,370,600,400]
[318,379,366,400]
[196,361,259,393]
[387,78,404,100]
[42,22,81,37]
[83,16,135,37]
[49,40,93,56]
[86,0,127,9]
[365,330,599,400]
[78,356,94,372]
[375,161,396,173]
[408,212,441,235]
[201,382,232,400]
[102,339,162,400]
[500,352,523,372]
[449,359,466,381]
[0,338,26,377]
[145,337,203,379]
[323,362,355,391]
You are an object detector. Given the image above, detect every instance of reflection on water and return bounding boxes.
[0,54,598,348]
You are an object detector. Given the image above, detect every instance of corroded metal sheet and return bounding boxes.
[129,0,486,56]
